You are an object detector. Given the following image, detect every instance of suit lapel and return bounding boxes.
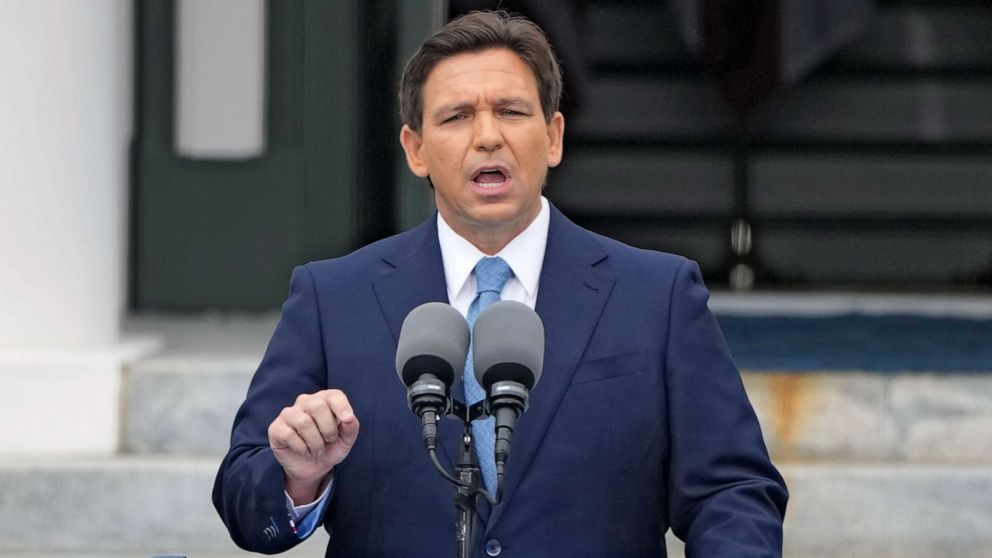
[485,206,614,531]
[371,215,465,471]
[373,215,447,342]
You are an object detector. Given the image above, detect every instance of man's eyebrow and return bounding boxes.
[432,103,474,119]
[494,98,534,109]
[431,98,536,120]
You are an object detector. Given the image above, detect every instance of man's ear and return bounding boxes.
[545,111,565,168]
[399,125,430,178]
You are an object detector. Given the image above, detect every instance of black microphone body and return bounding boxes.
[491,387,525,466]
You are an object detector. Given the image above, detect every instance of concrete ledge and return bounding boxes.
[121,314,273,456]
[0,456,327,556]
[124,358,257,455]
[1,458,989,558]
[123,354,992,463]
[783,464,992,558]
[744,372,992,463]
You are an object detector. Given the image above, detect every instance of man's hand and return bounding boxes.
[267,389,360,504]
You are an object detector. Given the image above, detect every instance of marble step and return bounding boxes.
[1,456,989,558]
[0,456,328,558]
[124,353,992,463]
[123,356,259,456]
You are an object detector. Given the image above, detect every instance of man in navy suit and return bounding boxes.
[214,11,787,557]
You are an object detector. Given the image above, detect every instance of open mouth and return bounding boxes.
[472,168,508,188]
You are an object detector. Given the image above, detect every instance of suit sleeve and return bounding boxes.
[212,264,330,553]
[664,260,788,557]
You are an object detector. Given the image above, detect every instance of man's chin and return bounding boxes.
[469,201,538,227]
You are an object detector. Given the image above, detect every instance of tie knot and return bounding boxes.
[474,256,513,295]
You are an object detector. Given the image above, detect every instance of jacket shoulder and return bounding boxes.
[550,204,690,276]
[572,222,694,283]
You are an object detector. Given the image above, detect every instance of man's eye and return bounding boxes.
[443,113,466,123]
[500,109,524,117]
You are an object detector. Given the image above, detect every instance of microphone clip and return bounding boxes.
[406,375,452,417]
[449,398,489,424]
[484,380,530,416]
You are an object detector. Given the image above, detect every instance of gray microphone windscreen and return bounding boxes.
[472,300,544,390]
[395,302,469,387]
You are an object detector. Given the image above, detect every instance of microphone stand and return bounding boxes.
[411,384,497,558]
[453,422,480,558]
[444,399,492,558]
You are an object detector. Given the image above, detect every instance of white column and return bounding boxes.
[0,0,143,454]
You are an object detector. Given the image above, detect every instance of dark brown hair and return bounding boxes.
[398,10,563,133]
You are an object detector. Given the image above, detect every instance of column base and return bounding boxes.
[0,338,159,455]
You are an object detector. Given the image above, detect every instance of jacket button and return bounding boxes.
[485,538,502,556]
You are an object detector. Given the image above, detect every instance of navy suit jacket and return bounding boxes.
[213,205,787,557]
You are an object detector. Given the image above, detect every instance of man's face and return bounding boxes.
[400,48,564,252]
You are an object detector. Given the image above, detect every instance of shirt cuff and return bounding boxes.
[285,475,334,539]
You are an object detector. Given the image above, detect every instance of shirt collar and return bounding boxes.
[437,196,549,301]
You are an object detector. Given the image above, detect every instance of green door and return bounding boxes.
[132,0,436,311]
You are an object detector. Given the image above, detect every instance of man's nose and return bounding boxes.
[473,112,502,153]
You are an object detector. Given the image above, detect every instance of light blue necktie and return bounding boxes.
[464,256,513,495]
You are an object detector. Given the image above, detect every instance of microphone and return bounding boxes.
[395,302,470,449]
[472,300,544,482]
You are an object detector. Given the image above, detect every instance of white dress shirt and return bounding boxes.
[438,196,549,316]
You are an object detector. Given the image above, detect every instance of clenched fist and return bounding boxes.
[268,389,360,504]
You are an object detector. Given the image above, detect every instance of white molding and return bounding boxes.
[710,292,992,318]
